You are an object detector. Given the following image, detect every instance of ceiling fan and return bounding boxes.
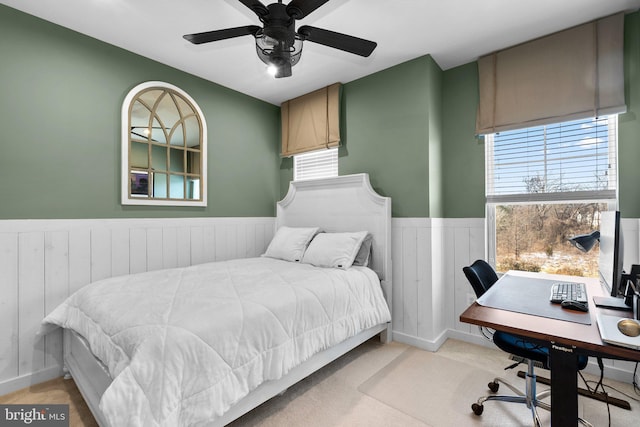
[183,0,377,78]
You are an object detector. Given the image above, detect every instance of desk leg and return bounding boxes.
[549,343,579,426]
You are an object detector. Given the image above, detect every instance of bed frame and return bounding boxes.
[63,173,392,426]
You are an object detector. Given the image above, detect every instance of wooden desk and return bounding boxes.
[460,270,640,426]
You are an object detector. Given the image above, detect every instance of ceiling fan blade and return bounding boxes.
[183,25,261,45]
[286,0,331,19]
[237,0,268,17]
[298,26,377,57]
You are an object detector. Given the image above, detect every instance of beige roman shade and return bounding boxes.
[281,83,341,157]
[476,13,625,135]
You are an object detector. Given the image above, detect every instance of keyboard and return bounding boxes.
[549,282,588,304]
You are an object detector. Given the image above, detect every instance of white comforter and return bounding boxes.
[43,257,390,426]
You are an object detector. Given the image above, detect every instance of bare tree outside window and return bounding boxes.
[495,203,605,276]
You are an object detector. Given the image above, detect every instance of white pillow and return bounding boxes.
[302,231,369,269]
[263,226,319,262]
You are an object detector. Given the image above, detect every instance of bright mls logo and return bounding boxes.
[0,405,68,426]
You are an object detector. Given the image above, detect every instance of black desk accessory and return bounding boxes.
[624,278,640,320]
[561,300,589,312]
[593,264,640,312]
[592,295,632,311]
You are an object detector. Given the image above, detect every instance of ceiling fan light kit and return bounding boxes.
[183,0,377,78]
[255,29,303,78]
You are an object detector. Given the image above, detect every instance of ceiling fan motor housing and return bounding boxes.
[262,2,296,45]
[255,2,302,76]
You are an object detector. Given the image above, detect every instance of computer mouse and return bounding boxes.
[561,299,589,312]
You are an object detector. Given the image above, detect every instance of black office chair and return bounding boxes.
[463,260,591,427]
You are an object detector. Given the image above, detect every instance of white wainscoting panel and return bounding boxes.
[392,217,640,383]
[2,215,639,393]
[391,218,486,350]
[0,217,275,395]
[391,219,432,347]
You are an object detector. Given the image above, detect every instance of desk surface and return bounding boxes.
[460,270,640,362]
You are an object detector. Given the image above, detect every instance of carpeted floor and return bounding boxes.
[231,338,640,426]
[358,347,552,426]
[2,338,639,426]
[0,376,97,427]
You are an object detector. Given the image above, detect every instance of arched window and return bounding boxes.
[121,81,207,206]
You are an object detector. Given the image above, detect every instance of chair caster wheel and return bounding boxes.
[488,381,499,392]
[472,403,484,415]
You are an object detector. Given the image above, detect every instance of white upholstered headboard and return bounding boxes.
[276,174,392,306]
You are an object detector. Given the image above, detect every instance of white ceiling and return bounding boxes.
[4,0,640,105]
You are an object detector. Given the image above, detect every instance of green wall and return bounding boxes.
[441,62,485,218]
[440,11,640,218]
[0,5,280,219]
[619,12,640,218]
[3,4,639,220]
[281,11,639,219]
[279,55,443,218]
[340,56,439,218]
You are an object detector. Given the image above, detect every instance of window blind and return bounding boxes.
[281,83,341,157]
[294,148,338,181]
[476,13,625,135]
[486,116,617,204]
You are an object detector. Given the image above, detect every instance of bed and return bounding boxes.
[41,173,392,426]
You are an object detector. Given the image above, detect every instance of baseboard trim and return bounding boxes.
[445,329,495,349]
[582,359,637,384]
[0,366,63,396]
[392,330,448,352]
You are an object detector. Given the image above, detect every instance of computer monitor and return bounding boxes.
[598,210,624,297]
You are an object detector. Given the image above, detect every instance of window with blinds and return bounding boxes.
[293,148,338,181]
[486,115,617,204]
[485,115,618,274]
